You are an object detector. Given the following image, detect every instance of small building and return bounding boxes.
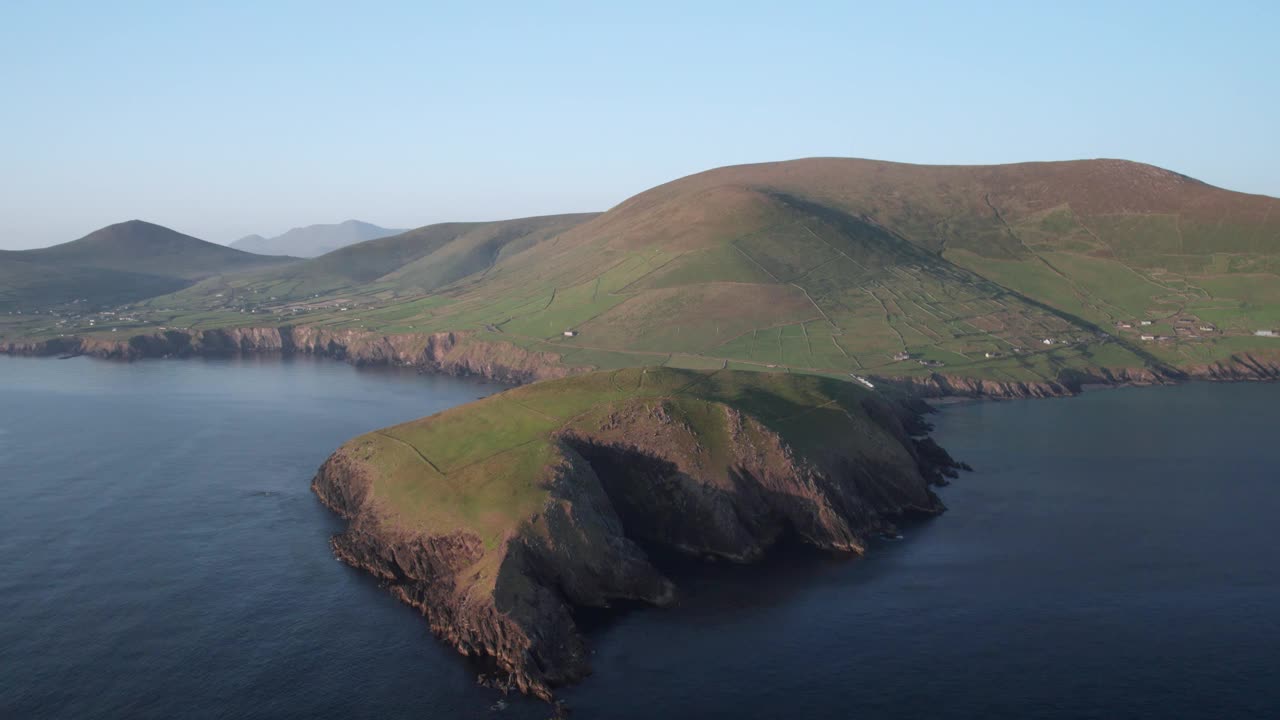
[563,330,578,337]
[984,351,1002,359]
[1140,320,1153,326]
[1199,325,1215,332]
[892,351,911,361]
[1117,322,1133,329]
[1140,334,1156,341]
[1041,338,1055,345]
[1256,330,1278,338]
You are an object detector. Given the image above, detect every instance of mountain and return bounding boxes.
[6,159,1279,389]
[161,213,598,305]
[0,220,296,310]
[304,157,1274,384]
[231,220,406,257]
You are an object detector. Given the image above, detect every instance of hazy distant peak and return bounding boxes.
[231,220,406,257]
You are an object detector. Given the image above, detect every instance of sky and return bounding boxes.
[1,0,1277,249]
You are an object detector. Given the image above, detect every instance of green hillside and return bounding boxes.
[6,159,1279,384]
[340,367,901,543]
[259,158,1276,381]
[0,220,296,311]
[143,213,597,314]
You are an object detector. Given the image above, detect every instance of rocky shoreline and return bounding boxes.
[0,326,579,385]
[310,374,965,701]
[4,325,1278,399]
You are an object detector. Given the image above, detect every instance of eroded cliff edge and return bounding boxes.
[310,368,962,700]
[1,326,578,384]
[4,325,1277,398]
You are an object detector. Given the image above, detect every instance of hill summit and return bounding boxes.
[0,220,296,310]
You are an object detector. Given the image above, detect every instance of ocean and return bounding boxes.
[1,355,1276,719]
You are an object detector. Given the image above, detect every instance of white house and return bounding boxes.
[1256,330,1277,338]
[563,330,578,337]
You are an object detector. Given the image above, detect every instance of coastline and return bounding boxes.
[6,326,1277,705]
[4,325,1277,401]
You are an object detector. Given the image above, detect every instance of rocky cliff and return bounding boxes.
[870,354,1280,400]
[309,368,962,701]
[0,326,578,384]
[3,326,1277,396]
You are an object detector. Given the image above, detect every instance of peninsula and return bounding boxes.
[311,367,962,700]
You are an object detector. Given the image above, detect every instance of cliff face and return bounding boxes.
[5,325,1277,395]
[870,355,1280,400]
[1,327,578,384]
[309,370,961,701]
[874,366,1175,400]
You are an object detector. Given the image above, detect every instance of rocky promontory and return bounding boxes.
[310,368,962,700]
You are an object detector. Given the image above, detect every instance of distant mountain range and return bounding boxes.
[231,220,405,258]
[0,220,295,310]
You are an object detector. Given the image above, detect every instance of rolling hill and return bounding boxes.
[231,219,406,257]
[0,220,297,311]
[281,157,1274,384]
[147,213,598,311]
[6,159,1279,387]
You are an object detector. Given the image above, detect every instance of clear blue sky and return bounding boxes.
[2,0,1276,249]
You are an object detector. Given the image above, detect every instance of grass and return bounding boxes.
[348,367,919,544]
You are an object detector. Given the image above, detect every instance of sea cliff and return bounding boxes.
[3,326,1277,397]
[0,327,577,384]
[309,368,963,700]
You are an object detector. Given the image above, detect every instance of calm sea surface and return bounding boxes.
[1,356,1277,719]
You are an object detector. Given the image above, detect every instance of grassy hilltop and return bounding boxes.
[340,366,921,548]
[5,159,1279,384]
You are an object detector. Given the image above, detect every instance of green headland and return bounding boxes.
[311,367,959,700]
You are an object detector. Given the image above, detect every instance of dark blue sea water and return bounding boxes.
[1,356,1277,719]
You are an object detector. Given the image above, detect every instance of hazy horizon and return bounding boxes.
[3,1,1278,250]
